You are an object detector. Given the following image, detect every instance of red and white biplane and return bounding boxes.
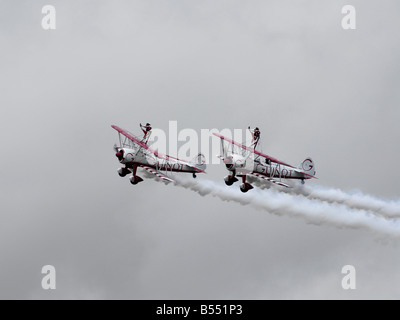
[213,129,317,192]
[112,125,206,185]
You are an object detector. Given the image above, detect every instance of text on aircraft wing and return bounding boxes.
[212,133,296,169]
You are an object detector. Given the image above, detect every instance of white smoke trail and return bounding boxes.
[245,176,400,218]
[173,177,400,238]
[297,185,400,218]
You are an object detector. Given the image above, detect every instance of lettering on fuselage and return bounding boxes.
[255,163,294,179]
[158,162,185,171]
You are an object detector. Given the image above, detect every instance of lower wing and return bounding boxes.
[140,166,175,183]
[249,172,291,188]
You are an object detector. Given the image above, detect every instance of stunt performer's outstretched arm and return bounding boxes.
[248,126,260,149]
[140,122,152,141]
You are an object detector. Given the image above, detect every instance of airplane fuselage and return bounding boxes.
[225,156,310,181]
[118,148,198,173]
[251,161,309,180]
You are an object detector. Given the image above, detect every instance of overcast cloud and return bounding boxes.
[1,0,400,299]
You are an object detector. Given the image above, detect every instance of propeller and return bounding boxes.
[114,145,124,161]
[223,155,233,164]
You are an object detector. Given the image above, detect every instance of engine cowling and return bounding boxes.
[224,154,246,171]
[115,148,135,163]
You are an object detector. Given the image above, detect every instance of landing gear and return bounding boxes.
[193,173,197,178]
[130,175,144,185]
[127,165,142,185]
[301,179,305,185]
[239,175,253,193]
[240,183,254,193]
[117,167,130,177]
[224,175,239,186]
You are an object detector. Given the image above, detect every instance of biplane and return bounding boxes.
[112,125,206,185]
[213,129,317,192]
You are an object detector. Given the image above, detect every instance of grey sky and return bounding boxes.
[1,0,400,299]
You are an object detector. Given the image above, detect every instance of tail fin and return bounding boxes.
[191,153,207,172]
[298,157,316,176]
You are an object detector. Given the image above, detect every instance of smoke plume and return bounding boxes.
[173,177,400,238]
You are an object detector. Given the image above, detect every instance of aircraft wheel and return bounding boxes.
[225,180,234,186]
[224,175,237,186]
[130,176,143,185]
[240,183,253,193]
[118,168,129,177]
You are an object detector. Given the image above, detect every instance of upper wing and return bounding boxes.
[213,133,296,169]
[112,125,170,161]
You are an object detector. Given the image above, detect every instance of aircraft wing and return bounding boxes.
[111,125,170,161]
[140,165,175,183]
[249,172,291,188]
[213,133,296,169]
